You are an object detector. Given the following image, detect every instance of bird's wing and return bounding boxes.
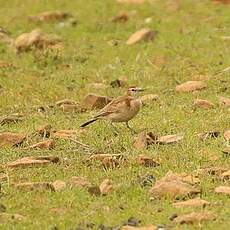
[94,96,133,118]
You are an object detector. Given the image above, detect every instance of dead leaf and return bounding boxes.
[176,81,207,92]
[221,170,230,180]
[140,94,159,105]
[126,28,157,45]
[193,99,214,109]
[6,156,60,168]
[60,104,82,113]
[67,176,92,188]
[215,186,230,195]
[28,11,71,23]
[219,96,230,107]
[52,180,66,191]
[81,94,112,110]
[14,29,62,53]
[14,182,54,192]
[36,124,52,138]
[224,130,230,141]
[157,134,184,144]
[213,0,230,4]
[197,131,220,141]
[149,171,200,199]
[222,147,230,155]
[133,132,158,149]
[99,179,113,195]
[52,130,79,139]
[0,132,25,148]
[173,211,217,224]
[173,198,210,208]
[27,139,55,150]
[55,99,78,106]
[111,12,129,23]
[137,155,160,167]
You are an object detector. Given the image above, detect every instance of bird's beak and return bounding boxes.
[136,87,145,92]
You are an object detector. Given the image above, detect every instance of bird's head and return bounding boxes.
[127,86,145,97]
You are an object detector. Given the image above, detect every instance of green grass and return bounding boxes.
[0,0,230,229]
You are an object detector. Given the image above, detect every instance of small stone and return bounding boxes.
[224,130,230,141]
[176,81,206,92]
[193,99,214,109]
[126,28,157,45]
[111,12,129,23]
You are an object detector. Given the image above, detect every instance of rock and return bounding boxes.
[215,186,230,195]
[99,179,113,195]
[149,171,200,199]
[67,176,92,188]
[81,94,112,110]
[219,96,230,106]
[193,99,214,109]
[27,139,55,150]
[111,12,129,23]
[173,198,210,208]
[0,132,25,148]
[221,170,230,180]
[117,0,146,4]
[173,211,217,224]
[126,28,157,45]
[0,114,24,125]
[110,79,127,88]
[36,124,52,138]
[197,131,220,141]
[224,130,230,141]
[52,180,66,191]
[133,132,158,149]
[14,29,62,53]
[14,182,54,192]
[6,156,60,168]
[55,99,78,106]
[28,11,71,23]
[176,81,207,92]
[87,185,101,196]
[137,155,160,167]
[157,134,184,144]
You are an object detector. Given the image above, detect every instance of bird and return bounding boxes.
[80,86,145,131]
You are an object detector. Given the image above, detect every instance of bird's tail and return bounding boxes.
[80,118,98,128]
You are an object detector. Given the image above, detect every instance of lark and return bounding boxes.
[80,86,144,131]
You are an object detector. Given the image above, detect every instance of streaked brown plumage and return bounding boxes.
[80,87,144,130]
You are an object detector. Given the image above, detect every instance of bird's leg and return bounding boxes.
[125,121,137,134]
